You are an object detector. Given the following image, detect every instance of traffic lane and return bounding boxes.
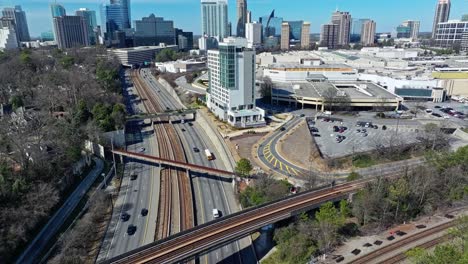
[179,125,236,264]
[180,124,241,264]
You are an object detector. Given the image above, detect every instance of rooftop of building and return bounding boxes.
[272,80,400,100]
[267,63,353,70]
[112,45,177,52]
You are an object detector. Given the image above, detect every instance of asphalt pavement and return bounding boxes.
[97,71,161,261]
[16,158,104,264]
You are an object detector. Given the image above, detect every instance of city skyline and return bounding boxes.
[1,0,467,37]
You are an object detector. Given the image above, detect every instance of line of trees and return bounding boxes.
[0,47,123,262]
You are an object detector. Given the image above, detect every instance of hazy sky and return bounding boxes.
[1,0,467,37]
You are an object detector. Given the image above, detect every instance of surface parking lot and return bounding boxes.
[309,118,419,158]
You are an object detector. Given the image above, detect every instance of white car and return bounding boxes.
[212,209,220,219]
[443,115,450,119]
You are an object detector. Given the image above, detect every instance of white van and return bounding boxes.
[212,209,220,219]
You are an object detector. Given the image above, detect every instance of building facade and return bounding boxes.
[100,0,130,37]
[398,20,420,40]
[434,20,468,48]
[361,20,376,46]
[288,21,303,41]
[301,22,310,49]
[75,8,97,45]
[331,11,351,46]
[281,22,290,50]
[201,0,228,40]
[2,6,30,42]
[432,0,451,39]
[245,22,262,48]
[53,15,89,49]
[236,0,247,37]
[112,45,178,66]
[259,10,283,38]
[50,3,66,18]
[134,14,175,46]
[320,24,339,49]
[0,26,18,50]
[207,38,265,128]
[351,18,370,42]
[175,28,193,51]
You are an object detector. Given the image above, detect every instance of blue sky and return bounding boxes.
[1,0,467,37]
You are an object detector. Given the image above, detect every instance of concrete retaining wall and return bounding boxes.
[197,110,236,171]
[157,78,187,109]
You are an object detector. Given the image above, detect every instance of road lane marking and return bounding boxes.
[274,159,278,168]
[279,162,283,171]
[286,165,291,174]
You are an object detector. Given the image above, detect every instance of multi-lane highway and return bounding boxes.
[97,71,160,261]
[138,68,255,263]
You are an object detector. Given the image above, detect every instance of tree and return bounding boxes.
[155,49,180,62]
[322,87,351,112]
[314,202,345,253]
[259,76,273,101]
[347,171,361,182]
[10,95,24,110]
[235,158,253,178]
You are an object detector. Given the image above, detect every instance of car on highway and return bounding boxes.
[181,128,186,132]
[212,209,221,219]
[193,147,200,153]
[362,133,368,137]
[127,225,137,235]
[141,208,148,216]
[188,122,193,126]
[130,174,138,180]
[280,127,286,131]
[121,213,130,222]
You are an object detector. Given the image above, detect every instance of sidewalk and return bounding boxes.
[16,158,104,264]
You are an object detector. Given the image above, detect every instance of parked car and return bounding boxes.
[432,113,442,118]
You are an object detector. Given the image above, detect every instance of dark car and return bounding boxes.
[121,213,130,222]
[130,174,138,181]
[435,105,442,109]
[280,127,286,131]
[300,114,305,117]
[127,225,137,235]
[181,128,186,132]
[141,208,148,216]
[432,113,442,118]
[188,123,193,126]
[193,147,200,153]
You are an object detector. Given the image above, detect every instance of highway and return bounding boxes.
[97,71,161,261]
[16,158,104,264]
[139,68,255,263]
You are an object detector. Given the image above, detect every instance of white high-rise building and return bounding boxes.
[402,20,420,41]
[245,22,261,48]
[432,0,451,39]
[201,0,228,41]
[207,37,265,128]
[0,26,18,50]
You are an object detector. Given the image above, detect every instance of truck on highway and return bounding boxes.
[205,149,214,161]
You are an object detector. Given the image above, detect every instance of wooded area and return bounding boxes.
[0,47,123,262]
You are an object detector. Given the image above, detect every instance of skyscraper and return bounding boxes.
[134,14,175,46]
[281,22,290,50]
[201,0,228,40]
[175,28,193,51]
[0,18,18,50]
[53,15,89,49]
[2,5,30,42]
[351,18,370,42]
[76,8,97,45]
[320,24,339,49]
[361,20,376,46]
[403,20,420,40]
[301,22,310,49]
[432,0,451,39]
[259,10,283,38]
[100,0,130,37]
[245,22,262,48]
[246,11,252,24]
[331,11,351,46]
[50,3,66,18]
[236,0,247,37]
[288,21,303,41]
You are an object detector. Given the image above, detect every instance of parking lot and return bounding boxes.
[309,118,420,158]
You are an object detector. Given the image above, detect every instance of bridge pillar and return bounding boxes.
[348,193,354,203]
[119,154,124,164]
[192,111,197,121]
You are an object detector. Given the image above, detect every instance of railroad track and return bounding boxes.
[348,221,454,264]
[131,70,194,241]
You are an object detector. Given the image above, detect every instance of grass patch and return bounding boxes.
[352,154,376,168]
